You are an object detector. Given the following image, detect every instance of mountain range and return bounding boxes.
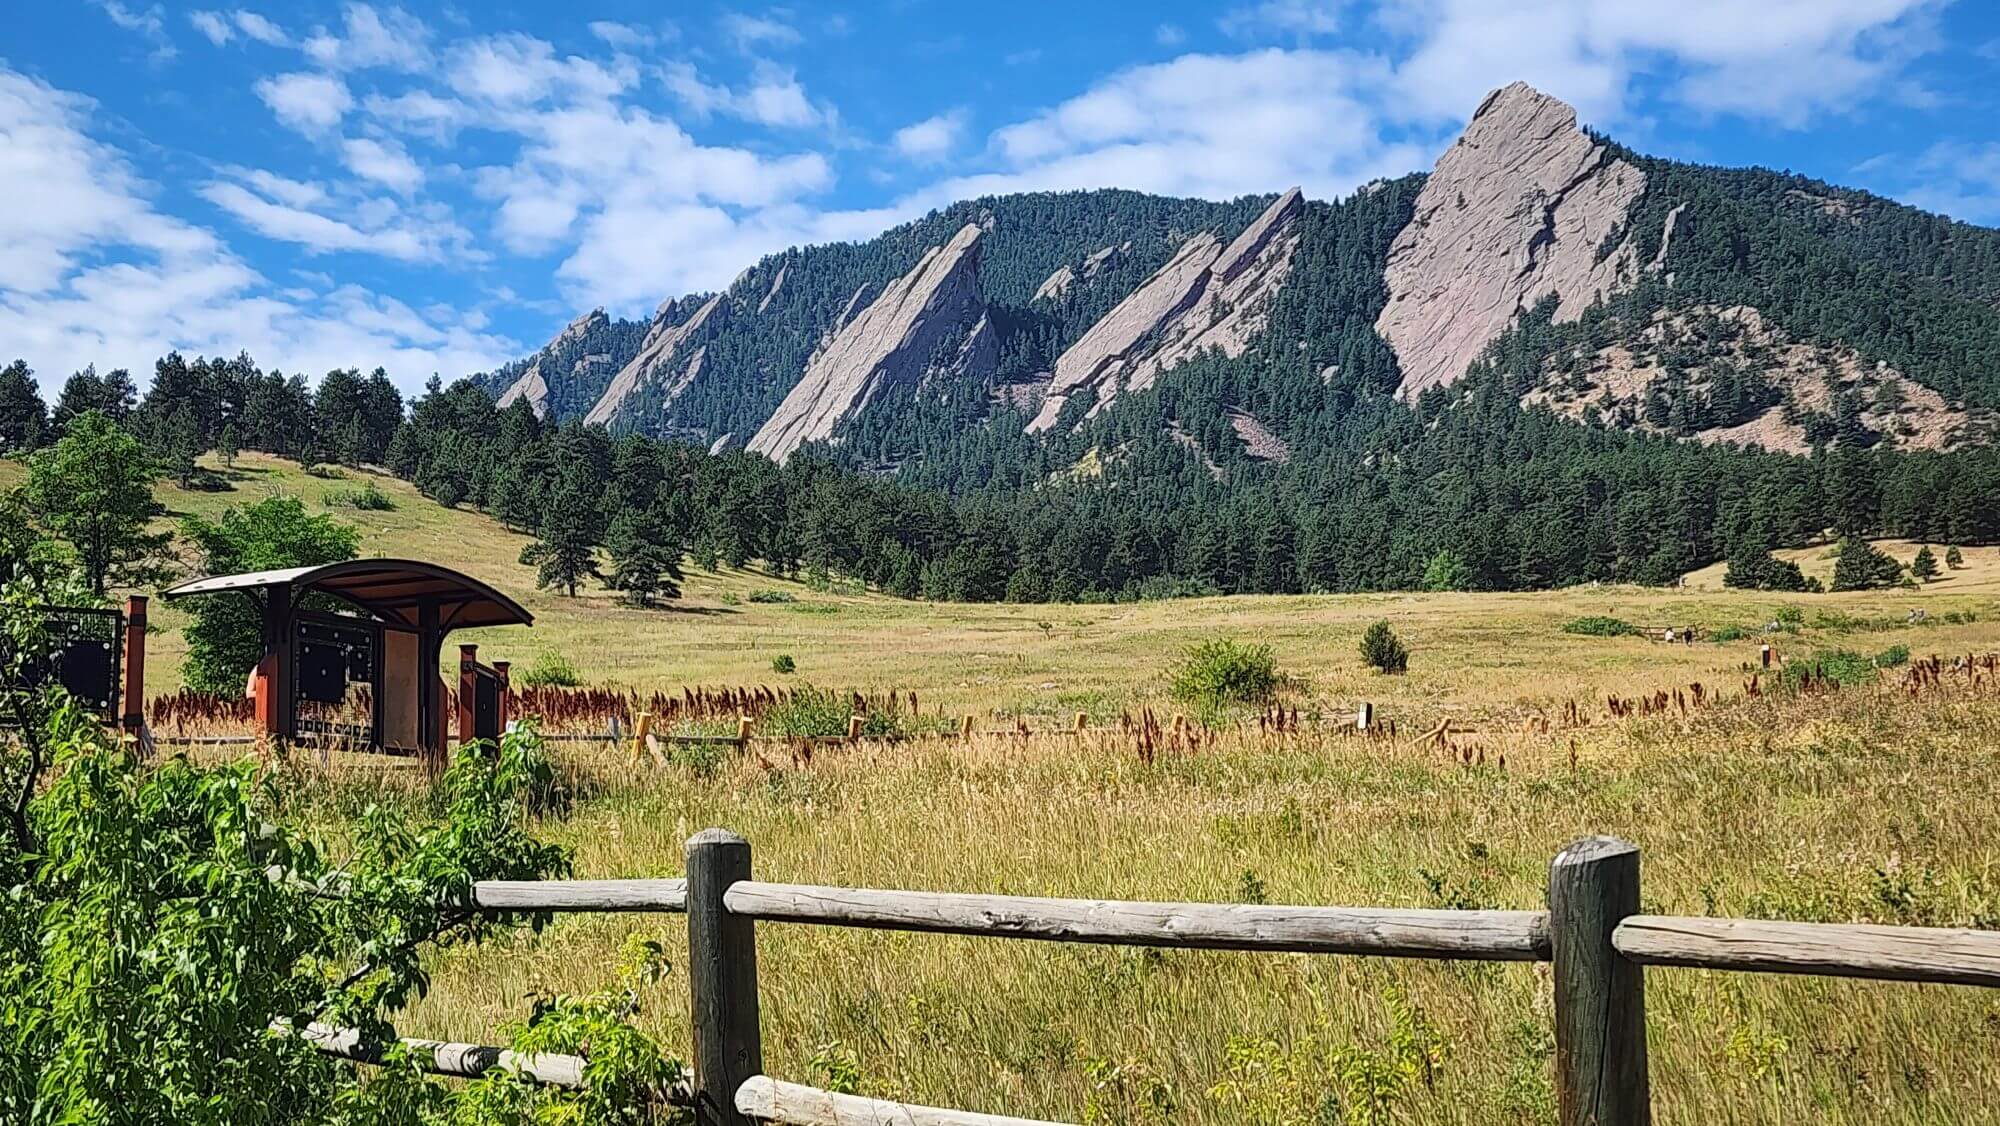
[478,82,2000,480]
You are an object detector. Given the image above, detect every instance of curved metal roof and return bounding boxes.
[162,558,533,630]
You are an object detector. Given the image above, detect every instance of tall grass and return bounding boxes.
[370,681,2000,1125]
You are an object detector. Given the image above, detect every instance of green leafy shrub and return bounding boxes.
[1873,644,1910,668]
[1561,615,1638,637]
[785,601,841,615]
[321,482,395,511]
[771,654,796,674]
[1169,639,1279,704]
[1709,625,1750,642]
[1359,620,1409,675]
[747,589,796,604]
[758,686,903,739]
[1780,648,1877,690]
[301,462,345,479]
[517,650,583,688]
[1943,609,1978,625]
[1774,605,1806,626]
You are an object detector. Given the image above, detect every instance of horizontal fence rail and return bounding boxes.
[736,1076,1071,1126]
[287,1021,590,1089]
[1615,916,2000,988]
[722,881,1551,960]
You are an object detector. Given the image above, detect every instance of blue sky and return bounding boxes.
[3,1,1998,396]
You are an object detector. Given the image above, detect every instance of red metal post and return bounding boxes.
[121,595,147,732]
[457,643,478,746]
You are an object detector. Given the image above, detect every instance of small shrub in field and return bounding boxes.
[771,654,796,674]
[1943,609,1977,625]
[759,686,901,739]
[1169,639,1278,704]
[321,482,394,510]
[1873,644,1910,668]
[518,650,583,688]
[302,462,344,479]
[748,589,796,604]
[1709,624,1750,642]
[1360,620,1409,674]
[1945,545,1964,569]
[1774,605,1806,626]
[1562,615,1637,637]
[1780,648,1876,690]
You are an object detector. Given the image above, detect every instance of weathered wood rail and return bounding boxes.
[322,833,2000,1126]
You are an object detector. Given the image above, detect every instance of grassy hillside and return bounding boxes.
[7,452,1997,722]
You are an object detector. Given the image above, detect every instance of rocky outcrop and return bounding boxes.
[1523,304,1993,453]
[758,262,788,313]
[583,295,723,428]
[747,223,995,462]
[1028,188,1303,432]
[496,308,610,418]
[1032,242,1131,303]
[1378,82,1646,399]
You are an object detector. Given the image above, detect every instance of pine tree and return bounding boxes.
[603,505,685,607]
[1829,537,1904,591]
[217,422,239,469]
[164,403,203,487]
[1911,544,1939,582]
[518,475,601,597]
[1944,544,1964,569]
[1359,620,1409,674]
[0,360,48,453]
[1421,550,1471,592]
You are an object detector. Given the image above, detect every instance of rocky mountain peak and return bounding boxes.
[747,223,994,462]
[1377,83,1646,399]
[1027,187,1304,432]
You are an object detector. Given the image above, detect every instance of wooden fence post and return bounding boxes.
[846,714,863,742]
[456,644,478,746]
[1550,837,1650,1126]
[687,829,762,1126]
[735,714,752,747]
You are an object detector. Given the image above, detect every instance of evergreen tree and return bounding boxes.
[0,360,48,452]
[164,403,203,487]
[217,422,239,469]
[1911,544,1939,582]
[23,411,170,596]
[1359,620,1408,674]
[1829,537,1904,591]
[519,474,601,596]
[603,504,685,607]
[1945,544,1964,569]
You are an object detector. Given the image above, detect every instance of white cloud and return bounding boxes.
[95,1,177,60]
[255,71,353,134]
[1879,140,2000,224]
[660,60,828,128]
[970,49,1425,202]
[721,12,801,50]
[587,21,660,50]
[445,33,636,106]
[894,110,967,162]
[302,3,432,71]
[1221,2,1342,38]
[200,179,441,260]
[0,66,514,394]
[1155,25,1187,47]
[1381,0,1938,128]
[340,136,424,194]
[190,11,233,45]
[361,89,468,141]
[233,11,290,46]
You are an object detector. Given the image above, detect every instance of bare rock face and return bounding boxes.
[1028,188,1303,432]
[748,223,994,462]
[497,308,609,418]
[1378,82,1646,399]
[583,294,723,428]
[1032,264,1075,303]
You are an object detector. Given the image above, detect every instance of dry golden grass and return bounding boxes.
[369,679,2000,1125]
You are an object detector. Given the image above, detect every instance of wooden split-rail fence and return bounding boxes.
[307,831,2000,1126]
